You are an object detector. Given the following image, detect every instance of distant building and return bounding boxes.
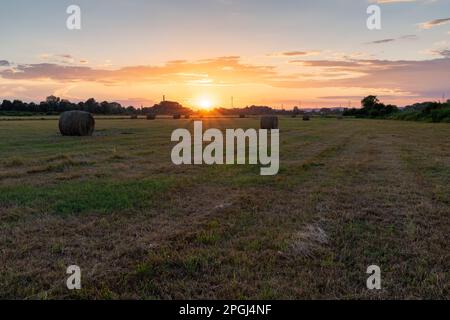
[149,100,191,115]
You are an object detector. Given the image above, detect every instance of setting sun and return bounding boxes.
[199,99,213,110]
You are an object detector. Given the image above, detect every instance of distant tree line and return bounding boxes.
[344,95,450,123]
[0,96,197,116]
[0,96,131,116]
[2,95,450,122]
[0,96,299,116]
[395,100,450,123]
[343,96,399,118]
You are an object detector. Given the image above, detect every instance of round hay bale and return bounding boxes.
[59,111,95,136]
[146,114,156,120]
[239,114,246,119]
[173,114,181,120]
[303,115,311,121]
[130,115,138,119]
[260,116,279,129]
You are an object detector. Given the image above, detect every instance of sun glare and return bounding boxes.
[199,99,213,110]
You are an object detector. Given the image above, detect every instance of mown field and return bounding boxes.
[0,117,449,299]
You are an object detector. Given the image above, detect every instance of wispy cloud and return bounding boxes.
[435,49,450,57]
[365,34,418,45]
[275,57,450,100]
[39,53,88,65]
[419,18,450,29]
[269,50,321,57]
[366,38,397,44]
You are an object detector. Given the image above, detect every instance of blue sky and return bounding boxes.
[1,0,450,107]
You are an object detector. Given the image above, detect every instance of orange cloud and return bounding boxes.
[0,56,276,86]
[1,55,450,106]
[419,18,450,30]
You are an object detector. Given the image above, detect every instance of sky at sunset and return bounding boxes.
[1,0,450,109]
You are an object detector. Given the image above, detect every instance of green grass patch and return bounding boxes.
[0,178,173,215]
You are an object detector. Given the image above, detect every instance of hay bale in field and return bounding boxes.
[146,114,156,120]
[173,114,181,119]
[291,114,297,118]
[303,115,311,121]
[239,114,246,118]
[130,115,138,119]
[59,111,95,136]
[260,116,279,129]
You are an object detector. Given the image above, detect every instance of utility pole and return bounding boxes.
[163,95,166,102]
[231,96,234,108]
